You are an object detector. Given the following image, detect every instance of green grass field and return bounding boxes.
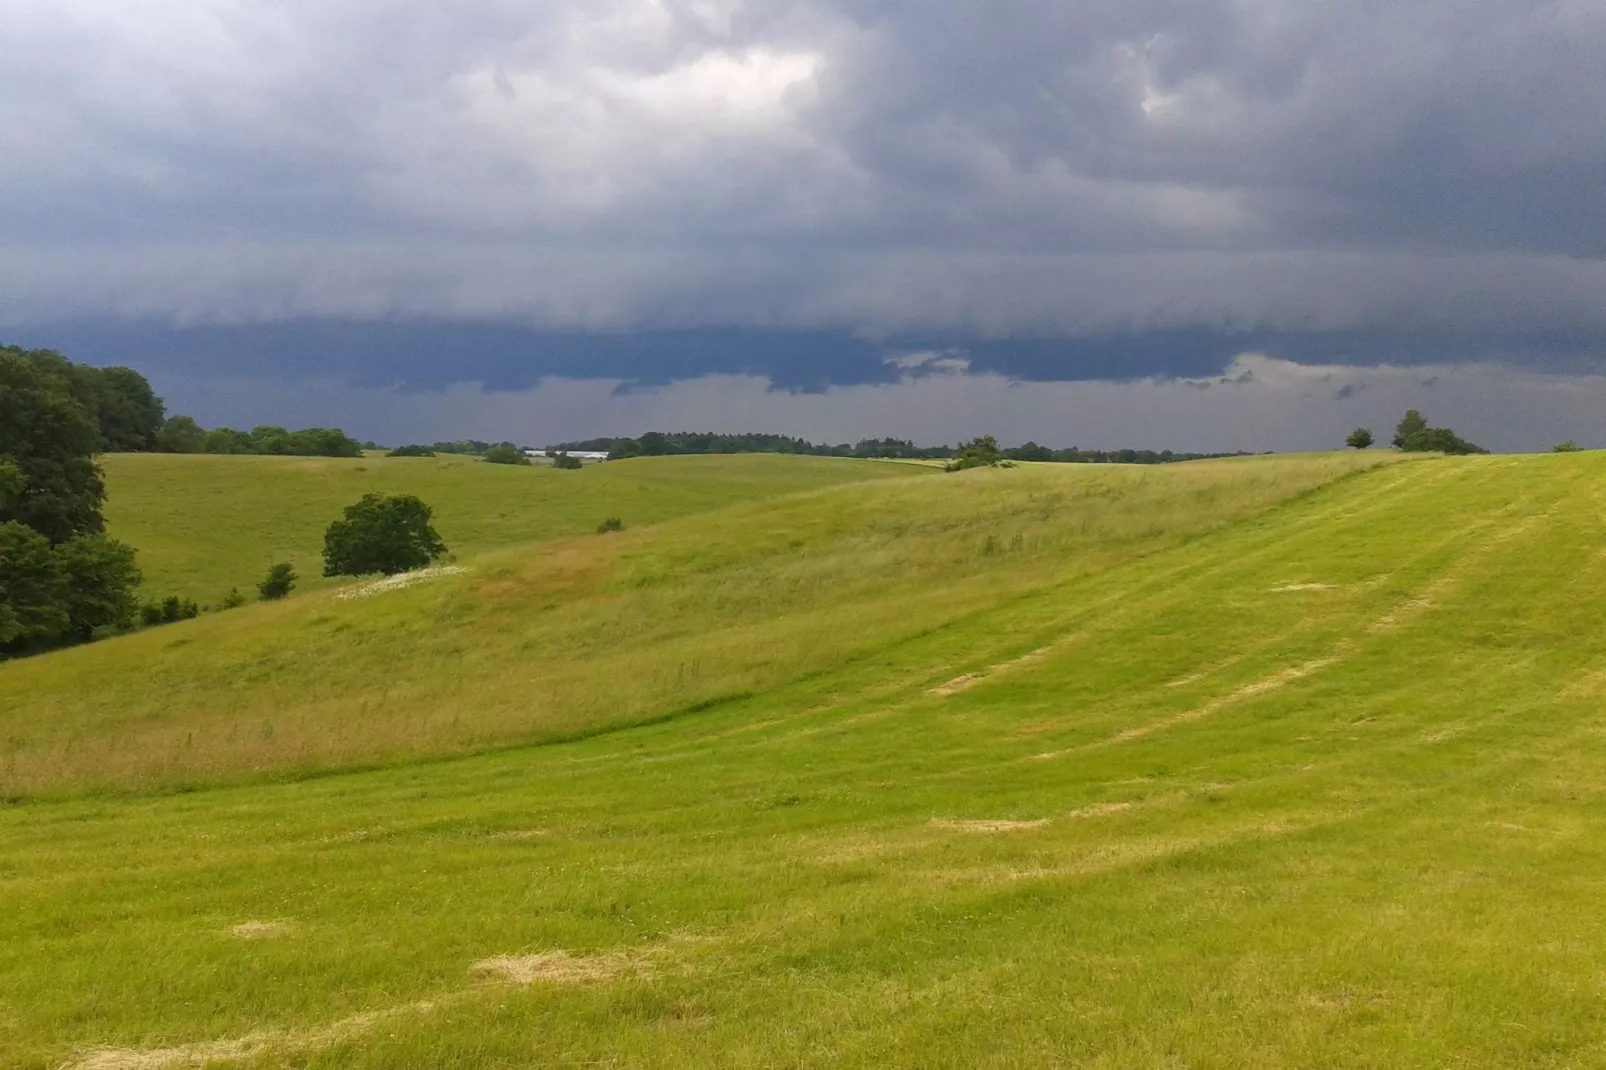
[99,451,918,604]
[7,450,1606,1067]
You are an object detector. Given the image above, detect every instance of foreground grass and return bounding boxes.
[100,451,915,604]
[4,452,1606,1066]
[2,452,1389,796]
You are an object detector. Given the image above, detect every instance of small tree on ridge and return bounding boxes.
[1346,427,1374,449]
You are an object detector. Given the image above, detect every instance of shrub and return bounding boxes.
[552,453,583,470]
[1345,427,1374,449]
[221,587,247,609]
[386,444,437,458]
[257,562,297,601]
[947,435,1009,471]
[482,445,531,466]
[597,517,625,534]
[1554,440,1583,452]
[322,494,447,577]
[140,595,199,627]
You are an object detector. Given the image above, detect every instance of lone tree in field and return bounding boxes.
[1391,409,1485,455]
[1391,409,1428,448]
[1346,427,1374,449]
[322,493,447,577]
[946,435,1007,471]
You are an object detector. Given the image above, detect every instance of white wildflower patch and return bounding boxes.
[336,565,465,601]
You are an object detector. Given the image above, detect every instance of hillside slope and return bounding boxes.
[99,451,920,603]
[3,452,1388,796]
[8,452,1606,1067]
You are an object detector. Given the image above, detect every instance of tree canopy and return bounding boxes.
[1393,410,1485,455]
[0,351,142,656]
[947,435,1009,471]
[0,349,107,544]
[482,445,531,466]
[1,345,165,453]
[323,493,448,577]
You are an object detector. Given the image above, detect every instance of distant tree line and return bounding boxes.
[422,440,526,456]
[550,431,1254,464]
[155,418,365,458]
[2,345,368,459]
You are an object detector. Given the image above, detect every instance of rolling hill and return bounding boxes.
[6,450,1606,1067]
[98,451,921,604]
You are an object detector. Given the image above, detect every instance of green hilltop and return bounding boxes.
[99,451,920,605]
[6,449,1606,1067]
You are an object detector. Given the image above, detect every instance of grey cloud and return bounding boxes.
[2,0,1606,360]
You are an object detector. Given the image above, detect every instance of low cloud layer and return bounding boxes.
[159,354,1606,455]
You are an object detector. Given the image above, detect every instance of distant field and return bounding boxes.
[14,450,1606,1067]
[99,452,917,603]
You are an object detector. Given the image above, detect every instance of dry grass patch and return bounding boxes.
[470,950,648,985]
[929,818,1051,833]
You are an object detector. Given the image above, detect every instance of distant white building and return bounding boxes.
[524,449,610,461]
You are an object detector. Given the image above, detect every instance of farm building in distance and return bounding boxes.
[524,449,610,462]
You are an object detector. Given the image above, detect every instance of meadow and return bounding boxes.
[5,452,1385,796]
[98,451,915,604]
[6,450,1606,1067]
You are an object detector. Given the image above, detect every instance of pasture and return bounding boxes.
[98,451,916,604]
[6,450,1606,1068]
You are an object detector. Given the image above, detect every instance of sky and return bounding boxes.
[4,0,1606,450]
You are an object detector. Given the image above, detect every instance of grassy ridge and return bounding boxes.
[99,451,918,604]
[6,453,1606,1066]
[2,453,1390,797]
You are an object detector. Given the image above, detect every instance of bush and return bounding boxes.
[552,453,583,470]
[482,445,531,466]
[386,444,436,457]
[1554,440,1583,452]
[221,587,247,609]
[597,517,625,534]
[322,494,447,577]
[257,562,297,600]
[1345,427,1374,449]
[140,595,199,627]
[947,435,1009,471]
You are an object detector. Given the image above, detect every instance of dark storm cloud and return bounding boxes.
[22,319,1606,399]
[3,0,1606,401]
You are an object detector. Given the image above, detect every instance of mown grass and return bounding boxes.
[2,452,1389,797]
[9,451,1606,1067]
[99,451,917,604]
